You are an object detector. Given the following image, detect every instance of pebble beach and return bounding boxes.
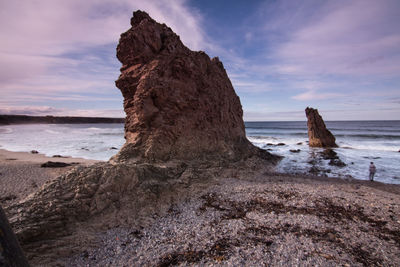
[66,175,400,266]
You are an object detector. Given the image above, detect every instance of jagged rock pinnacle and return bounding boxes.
[114,10,275,163]
[305,107,337,147]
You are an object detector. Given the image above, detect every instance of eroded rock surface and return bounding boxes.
[305,107,337,147]
[114,10,271,163]
[8,159,275,265]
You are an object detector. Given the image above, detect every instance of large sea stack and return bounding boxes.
[114,10,268,163]
[305,107,337,147]
[6,11,279,265]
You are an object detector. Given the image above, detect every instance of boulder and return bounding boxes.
[113,10,273,164]
[329,159,346,167]
[305,107,337,147]
[52,155,69,158]
[40,161,72,168]
[309,166,320,175]
[320,149,338,160]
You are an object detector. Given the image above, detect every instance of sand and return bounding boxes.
[1,149,400,266]
[0,149,100,206]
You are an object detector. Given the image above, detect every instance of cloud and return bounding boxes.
[0,105,124,117]
[230,79,275,93]
[244,110,306,121]
[218,0,400,121]
[0,106,62,116]
[292,90,344,101]
[0,0,206,113]
[0,0,205,56]
[273,0,400,76]
[223,0,400,82]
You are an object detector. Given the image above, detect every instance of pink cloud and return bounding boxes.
[275,0,400,76]
[0,0,206,56]
[292,90,344,101]
[0,105,124,117]
[0,0,207,107]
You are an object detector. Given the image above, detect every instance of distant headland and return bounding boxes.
[0,115,125,125]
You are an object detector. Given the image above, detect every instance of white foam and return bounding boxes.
[87,127,102,131]
[0,124,124,161]
[1,122,399,183]
[0,127,13,134]
[44,129,60,134]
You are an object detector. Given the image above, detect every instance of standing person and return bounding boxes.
[369,162,376,181]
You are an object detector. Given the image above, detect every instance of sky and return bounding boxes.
[0,0,399,121]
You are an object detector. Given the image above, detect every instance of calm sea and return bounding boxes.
[0,121,399,184]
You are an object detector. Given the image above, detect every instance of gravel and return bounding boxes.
[66,176,400,266]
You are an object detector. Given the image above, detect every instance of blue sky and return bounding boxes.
[0,0,399,121]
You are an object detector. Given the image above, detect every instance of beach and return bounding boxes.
[68,174,400,266]
[0,149,100,206]
[1,148,399,266]
[2,1,400,266]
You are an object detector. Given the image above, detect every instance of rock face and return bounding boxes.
[0,205,29,266]
[114,10,268,163]
[305,107,337,147]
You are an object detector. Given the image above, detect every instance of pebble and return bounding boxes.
[66,178,400,266]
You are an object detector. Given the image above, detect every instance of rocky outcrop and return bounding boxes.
[8,158,275,265]
[6,11,280,265]
[114,10,271,164]
[305,107,337,147]
[7,162,200,263]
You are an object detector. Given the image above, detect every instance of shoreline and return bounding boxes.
[2,121,399,184]
[1,147,398,204]
[0,148,102,164]
[1,147,398,200]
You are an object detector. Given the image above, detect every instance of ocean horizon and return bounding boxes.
[0,120,399,184]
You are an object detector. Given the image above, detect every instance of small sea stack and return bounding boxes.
[305,107,337,147]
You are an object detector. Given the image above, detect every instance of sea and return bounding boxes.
[0,121,399,184]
